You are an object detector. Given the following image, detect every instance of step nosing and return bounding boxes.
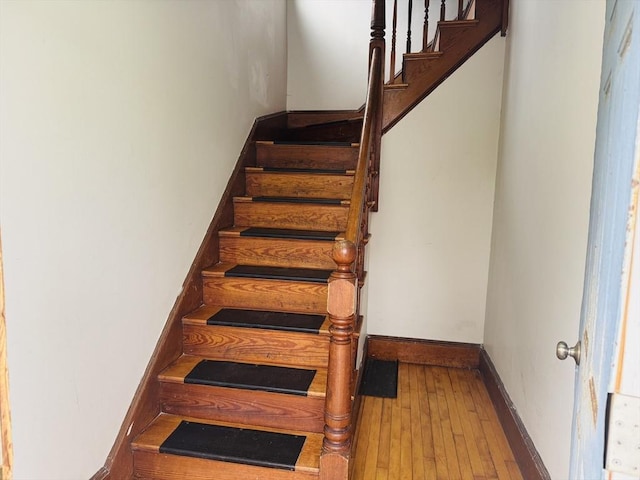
[251,167,352,175]
[271,140,356,147]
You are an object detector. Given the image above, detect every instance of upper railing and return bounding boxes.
[320,0,385,477]
[388,0,475,83]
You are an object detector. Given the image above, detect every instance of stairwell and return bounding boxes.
[131,140,361,479]
[94,0,508,478]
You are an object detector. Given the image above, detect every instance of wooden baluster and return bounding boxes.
[389,0,397,83]
[320,241,357,480]
[370,0,385,73]
[440,0,446,21]
[406,0,413,53]
[423,0,430,51]
[458,0,463,18]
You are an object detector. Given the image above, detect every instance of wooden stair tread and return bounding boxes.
[219,226,343,242]
[403,51,443,59]
[159,355,327,397]
[384,83,409,90]
[438,18,480,28]
[203,263,332,283]
[187,306,330,334]
[238,196,349,205]
[246,166,355,175]
[132,414,322,474]
[257,140,358,148]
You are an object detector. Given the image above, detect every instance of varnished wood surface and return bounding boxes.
[352,363,523,480]
[383,0,503,132]
[233,198,349,232]
[134,450,320,480]
[183,324,330,368]
[219,235,336,270]
[202,276,328,314]
[256,142,358,171]
[245,170,354,200]
[132,414,322,479]
[368,335,481,368]
[160,382,326,433]
[286,111,362,129]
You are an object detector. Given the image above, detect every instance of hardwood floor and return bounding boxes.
[352,363,523,480]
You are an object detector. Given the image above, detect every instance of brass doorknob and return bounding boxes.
[556,341,581,365]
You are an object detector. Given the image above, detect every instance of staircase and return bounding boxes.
[129,141,360,479]
[94,0,507,478]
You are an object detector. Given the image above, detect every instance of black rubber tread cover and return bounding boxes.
[159,420,306,470]
[207,309,325,333]
[272,140,354,147]
[184,359,316,396]
[359,359,398,398]
[251,196,344,205]
[260,166,349,174]
[239,227,340,241]
[225,265,331,283]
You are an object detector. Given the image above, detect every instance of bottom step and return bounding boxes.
[132,414,321,480]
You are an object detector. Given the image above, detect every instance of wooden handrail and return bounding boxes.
[320,2,384,478]
[345,48,381,243]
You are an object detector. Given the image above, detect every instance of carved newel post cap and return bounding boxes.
[333,240,357,268]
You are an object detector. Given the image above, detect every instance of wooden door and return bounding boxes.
[569,1,640,477]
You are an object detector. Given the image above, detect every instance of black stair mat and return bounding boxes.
[272,140,354,147]
[251,196,344,205]
[159,420,306,471]
[184,360,316,396]
[207,309,325,333]
[240,227,340,241]
[225,265,331,283]
[261,167,349,175]
[359,359,398,398]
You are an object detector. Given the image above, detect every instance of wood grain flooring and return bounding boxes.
[352,363,523,480]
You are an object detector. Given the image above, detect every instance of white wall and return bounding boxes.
[483,1,605,478]
[367,37,505,343]
[287,0,505,343]
[0,1,287,478]
[287,0,370,110]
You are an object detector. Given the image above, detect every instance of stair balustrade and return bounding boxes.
[320,1,385,478]
[387,0,476,84]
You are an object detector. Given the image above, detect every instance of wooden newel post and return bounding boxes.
[320,240,357,480]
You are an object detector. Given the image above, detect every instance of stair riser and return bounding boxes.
[402,57,440,85]
[256,144,358,170]
[219,237,336,270]
[438,24,478,51]
[133,451,319,480]
[245,172,354,199]
[203,277,327,314]
[160,383,325,433]
[183,325,329,368]
[234,201,348,232]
